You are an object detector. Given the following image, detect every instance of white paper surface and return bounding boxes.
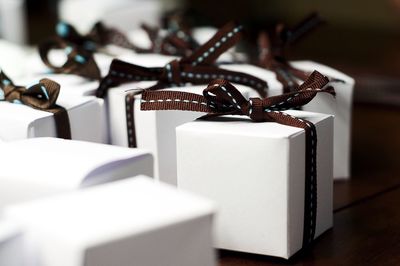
[291,61,354,179]
[176,110,333,258]
[0,138,153,210]
[4,176,216,266]
[0,40,34,79]
[0,220,26,266]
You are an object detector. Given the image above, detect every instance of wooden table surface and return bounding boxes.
[218,103,400,266]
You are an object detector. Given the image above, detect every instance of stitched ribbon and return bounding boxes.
[0,70,71,139]
[258,13,324,93]
[141,70,335,248]
[38,20,201,80]
[96,22,269,147]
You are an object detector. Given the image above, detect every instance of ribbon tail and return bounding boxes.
[285,12,324,44]
[181,22,243,66]
[267,111,317,249]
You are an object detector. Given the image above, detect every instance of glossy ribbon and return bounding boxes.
[0,70,71,139]
[141,70,335,248]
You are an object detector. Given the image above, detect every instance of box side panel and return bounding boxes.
[68,100,105,143]
[155,110,202,185]
[314,116,334,237]
[84,215,216,266]
[108,88,129,147]
[135,98,159,179]
[177,125,290,258]
[287,132,305,257]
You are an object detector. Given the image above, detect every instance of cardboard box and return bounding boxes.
[0,138,153,210]
[176,110,333,259]
[222,62,354,179]
[4,176,216,266]
[0,94,107,143]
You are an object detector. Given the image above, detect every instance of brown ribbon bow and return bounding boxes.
[258,13,325,92]
[0,70,71,139]
[141,70,335,248]
[96,22,269,148]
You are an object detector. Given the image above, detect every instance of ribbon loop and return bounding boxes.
[22,79,61,110]
[0,70,71,139]
[39,37,101,80]
[204,79,249,115]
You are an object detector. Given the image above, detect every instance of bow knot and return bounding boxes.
[0,70,71,139]
[200,70,333,122]
[1,71,60,110]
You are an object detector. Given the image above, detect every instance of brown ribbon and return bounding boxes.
[38,20,201,80]
[0,70,71,139]
[39,37,101,80]
[96,22,269,147]
[141,70,335,249]
[258,13,325,93]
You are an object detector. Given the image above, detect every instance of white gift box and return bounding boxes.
[0,93,107,143]
[107,82,254,185]
[0,221,25,266]
[4,176,216,266]
[176,110,333,259]
[102,56,262,186]
[223,62,354,179]
[0,138,153,210]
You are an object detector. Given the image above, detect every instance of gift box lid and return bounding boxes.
[177,110,332,139]
[0,138,152,188]
[4,176,216,246]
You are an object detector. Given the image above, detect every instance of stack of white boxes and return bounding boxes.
[0,14,355,263]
